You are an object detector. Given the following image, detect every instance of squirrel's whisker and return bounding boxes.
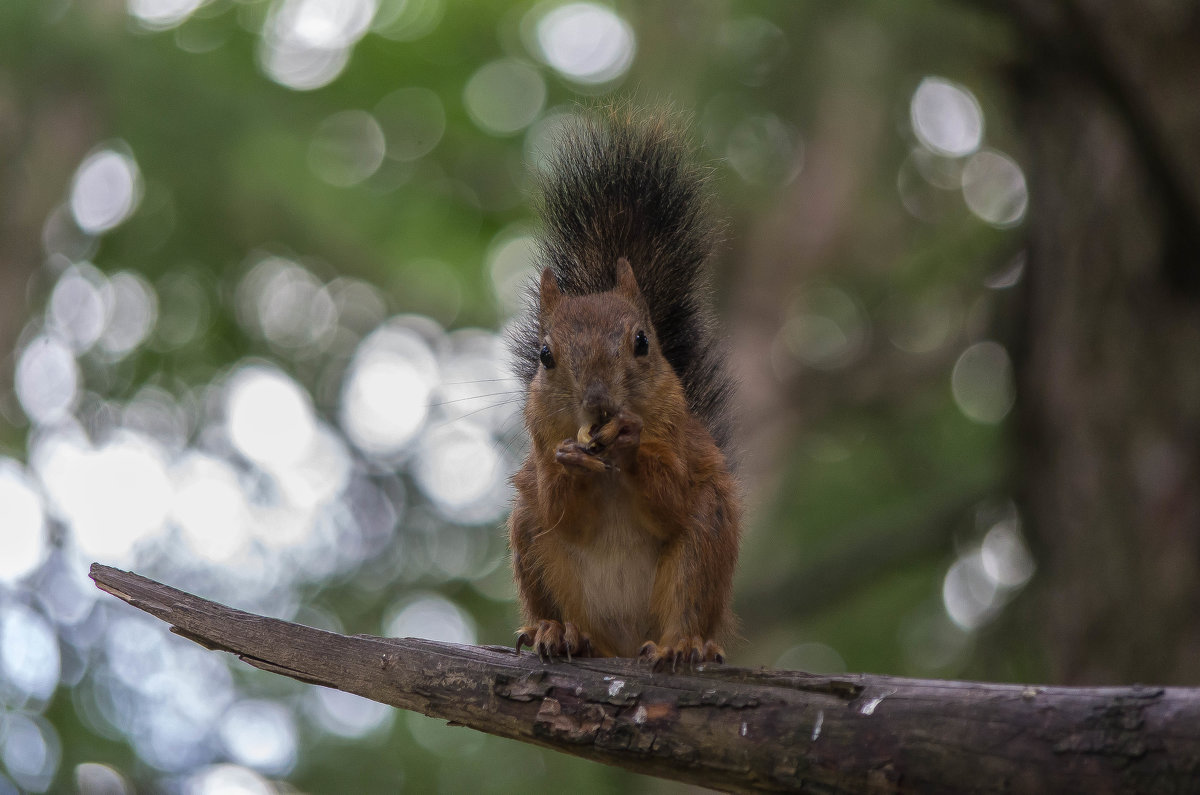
[429,390,525,408]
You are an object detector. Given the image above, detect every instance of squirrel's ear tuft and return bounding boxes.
[615,257,641,301]
[539,268,561,317]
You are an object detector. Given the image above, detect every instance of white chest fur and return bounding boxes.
[566,500,660,657]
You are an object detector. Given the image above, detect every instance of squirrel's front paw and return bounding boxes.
[639,637,724,672]
[594,411,642,450]
[515,620,593,661]
[555,440,609,473]
[612,412,642,459]
[590,411,642,469]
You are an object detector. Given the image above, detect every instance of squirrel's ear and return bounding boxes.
[615,257,641,301]
[539,268,561,317]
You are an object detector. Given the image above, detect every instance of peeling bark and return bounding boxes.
[91,564,1200,794]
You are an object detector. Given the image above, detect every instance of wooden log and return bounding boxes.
[90,563,1200,793]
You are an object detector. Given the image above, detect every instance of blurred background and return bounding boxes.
[2,0,1198,792]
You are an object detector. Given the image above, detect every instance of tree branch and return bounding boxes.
[90,563,1200,793]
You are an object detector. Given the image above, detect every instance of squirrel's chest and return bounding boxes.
[560,503,661,656]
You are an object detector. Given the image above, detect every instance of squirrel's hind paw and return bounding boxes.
[639,637,725,672]
[515,620,594,662]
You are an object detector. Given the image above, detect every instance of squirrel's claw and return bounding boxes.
[640,637,725,672]
[515,620,594,662]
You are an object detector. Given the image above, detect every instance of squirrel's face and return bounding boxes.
[532,260,672,435]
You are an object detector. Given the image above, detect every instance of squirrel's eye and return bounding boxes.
[633,330,649,357]
[539,344,556,369]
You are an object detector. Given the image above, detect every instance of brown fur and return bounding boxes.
[509,261,740,665]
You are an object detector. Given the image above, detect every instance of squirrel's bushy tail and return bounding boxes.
[512,107,733,455]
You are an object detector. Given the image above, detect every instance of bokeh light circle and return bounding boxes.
[951,341,1016,424]
[340,324,438,458]
[309,110,387,187]
[0,460,47,584]
[15,336,80,426]
[463,59,546,136]
[226,365,317,471]
[962,149,1028,228]
[910,77,983,158]
[533,3,635,85]
[69,148,142,234]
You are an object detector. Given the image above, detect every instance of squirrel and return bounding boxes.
[508,108,741,669]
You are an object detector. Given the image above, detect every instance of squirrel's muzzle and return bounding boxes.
[581,383,615,426]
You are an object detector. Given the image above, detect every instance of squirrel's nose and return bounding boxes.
[582,383,614,424]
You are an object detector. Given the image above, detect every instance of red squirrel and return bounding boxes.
[508,109,740,669]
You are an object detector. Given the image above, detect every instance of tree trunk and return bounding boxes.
[999,0,1200,685]
[91,564,1200,794]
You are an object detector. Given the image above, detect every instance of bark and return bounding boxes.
[91,563,1200,794]
[987,0,1200,684]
